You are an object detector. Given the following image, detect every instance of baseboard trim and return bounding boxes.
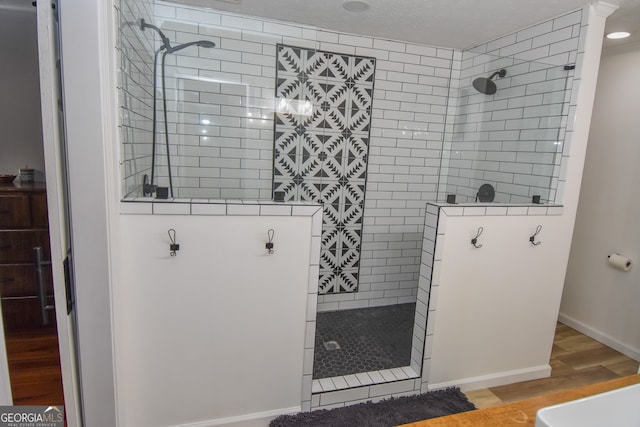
[558,313,640,361]
[174,406,300,427]
[427,365,551,392]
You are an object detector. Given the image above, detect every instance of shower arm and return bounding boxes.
[140,19,171,51]
[488,69,507,81]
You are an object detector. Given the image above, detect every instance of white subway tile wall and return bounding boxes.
[320,32,453,310]
[116,1,454,309]
[117,0,155,197]
[142,4,289,199]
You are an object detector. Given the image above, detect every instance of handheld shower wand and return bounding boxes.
[138,19,216,198]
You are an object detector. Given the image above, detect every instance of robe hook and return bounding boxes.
[529,225,542,246]
[471,227,484,248]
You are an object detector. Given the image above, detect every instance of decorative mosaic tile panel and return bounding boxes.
[274,44,375,294]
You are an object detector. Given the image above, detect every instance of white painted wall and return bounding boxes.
[115,214,312,426]
[560,42,640,361]
[0,8,45,180]
[428,213,568,390]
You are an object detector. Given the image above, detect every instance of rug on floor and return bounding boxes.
[269,388,476,427]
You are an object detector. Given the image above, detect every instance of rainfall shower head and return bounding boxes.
[166,40,216,54]
[472,69,507,95]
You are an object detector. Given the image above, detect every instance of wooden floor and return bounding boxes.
[465,322,639,409]
[4,327,65,406]
[405,375,640,427]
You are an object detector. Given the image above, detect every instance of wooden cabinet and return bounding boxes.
[0,183,55,332]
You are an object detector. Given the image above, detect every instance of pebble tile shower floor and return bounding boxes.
[313,303,415,379]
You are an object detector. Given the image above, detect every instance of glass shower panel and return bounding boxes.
[162,73,273,199]
[438,52,571,204]
[117,6,306,200]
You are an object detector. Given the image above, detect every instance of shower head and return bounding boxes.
[139,18,171,50]
[166,40,216,54]
[197,40,216,49]
[472,69,507,95]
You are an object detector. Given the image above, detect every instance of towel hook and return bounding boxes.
[471,227,484,248]
[529,225,542,246]
[168,229,180,256]
[266,229,275,254]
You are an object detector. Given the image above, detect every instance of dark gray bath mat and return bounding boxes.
[269,388,475,427]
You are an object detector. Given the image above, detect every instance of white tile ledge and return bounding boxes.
[120,198,322,216]
[431,202,563,208]
[312,366,419,393]
[430,202,564,217]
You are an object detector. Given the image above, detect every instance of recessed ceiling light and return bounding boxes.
[606,31,631,39]
[343,0,370,12]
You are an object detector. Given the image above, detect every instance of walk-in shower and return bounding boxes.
[117,0,575,394]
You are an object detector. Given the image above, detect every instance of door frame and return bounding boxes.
[54,0,120,425]
[35,0,82,424]
[0,308,10,405]
[0,0,121,422]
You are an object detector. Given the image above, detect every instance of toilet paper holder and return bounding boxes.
[607,253,632,272]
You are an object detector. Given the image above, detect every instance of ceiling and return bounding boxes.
[1,0,639,50]
[602,0,640,50]
[169,0,640,50]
